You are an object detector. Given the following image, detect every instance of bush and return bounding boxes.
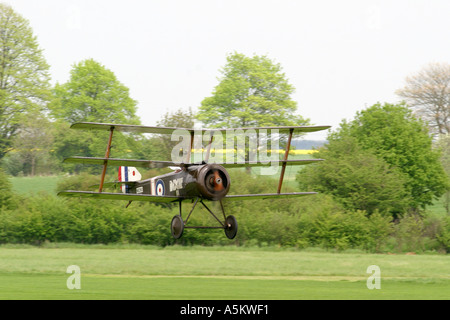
[0,168,13,208]
[436,216,450,252]
[296,207,392,252]
[297,136,412,219]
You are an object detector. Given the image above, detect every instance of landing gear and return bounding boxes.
[170,215,184,239]
[224,215,238,239]
[171,198,238,240]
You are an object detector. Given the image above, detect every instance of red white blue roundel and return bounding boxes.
[155,179,165,196]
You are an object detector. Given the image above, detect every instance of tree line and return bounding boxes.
[0,4,449,251]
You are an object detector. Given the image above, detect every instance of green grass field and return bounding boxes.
[0,245,448,300]
[9,175,61,195]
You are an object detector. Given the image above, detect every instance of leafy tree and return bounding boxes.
[197,52,308,128]
[396,62,450,135]
[50,58,139,124]
[49,59,142,173]
[51,120,140,174]
[6,112,54,176]
[155,108,195,161]
[435,134,450,214]
[331,102,448,211]
[0,4,51,158]
[297,136,412,218]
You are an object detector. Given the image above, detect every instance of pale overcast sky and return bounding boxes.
[7,0,450,139]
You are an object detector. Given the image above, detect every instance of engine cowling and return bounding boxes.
[195,164,230,200]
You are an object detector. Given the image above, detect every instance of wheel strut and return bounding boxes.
[170,198,238,240]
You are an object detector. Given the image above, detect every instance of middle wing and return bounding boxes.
[63,156,184,169]
[219,159,322,168]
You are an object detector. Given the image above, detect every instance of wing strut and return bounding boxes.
[204,132,214,163]
[277,128,293,194]
[99,126,115,192]
[185,131,194,163]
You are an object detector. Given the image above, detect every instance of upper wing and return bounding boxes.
[58,191,183,203]
[224,192,317,201]
[64,156,323,169]
[70,122,331,134]
[70,122,187,135]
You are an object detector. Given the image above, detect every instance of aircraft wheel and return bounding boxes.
[224,215,238,239]
[171,215,184,239]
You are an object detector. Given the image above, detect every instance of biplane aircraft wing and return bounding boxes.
[58,122,330,239]
[64,156,322,169]
[58,190,183,202]
[58,190,316,202]
[69,121,331,134]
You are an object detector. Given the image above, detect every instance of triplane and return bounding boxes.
[58,122,330,239]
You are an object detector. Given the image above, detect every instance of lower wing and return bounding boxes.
[58,191,316,203]
[58,191,183,203]
[224,192,316,201]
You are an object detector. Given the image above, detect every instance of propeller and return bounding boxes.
[213,170,224,191]
[207,169,224,192]
[197,164,230,200]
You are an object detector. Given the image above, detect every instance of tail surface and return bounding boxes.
[118,166,142,193]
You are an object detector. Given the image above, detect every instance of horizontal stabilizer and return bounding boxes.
[58,191,183,203]
[89,181,136,190]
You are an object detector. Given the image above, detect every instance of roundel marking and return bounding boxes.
[155,179,165,196]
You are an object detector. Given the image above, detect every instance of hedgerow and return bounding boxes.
[0,172,448,253]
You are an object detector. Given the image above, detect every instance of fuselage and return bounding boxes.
[128,163,231,200]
